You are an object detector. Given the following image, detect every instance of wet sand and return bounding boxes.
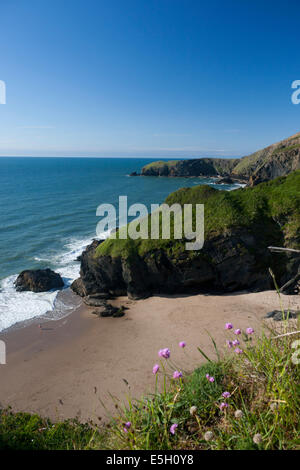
[0,290,298,423]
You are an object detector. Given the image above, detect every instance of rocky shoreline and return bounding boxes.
[70,171,300,301]
[138,131,300,186]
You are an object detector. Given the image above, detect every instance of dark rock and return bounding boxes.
[100,303,120,317]
[215,177,235,185]
[82,295,108,307]
[15,268,64,293]
[265,310,298,321]
[129,171,140,176]
[71,278,86,296]
[113,307,126,318]
[90,301,125,318]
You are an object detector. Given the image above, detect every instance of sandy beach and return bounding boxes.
[0,290,299,423]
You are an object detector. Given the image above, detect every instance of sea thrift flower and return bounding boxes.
[234,409,244,419]
[123,422,131,433]
[234,347,243,354]
[170,423,178,435]
[246,327,254,335]
[173,370,183,379]
[226,340,233,348]
[219,402,229,411]
[225,323,233,330]
[179,341,186,348]
[222,391,231,398]
[158,348,170,359]
[204,431,214,441]
[190,406,197,416]
[206,374,215,382]
[234,328,241,335]
[253,433,263,445]
[232,339,240,346]
[152,364,160,374]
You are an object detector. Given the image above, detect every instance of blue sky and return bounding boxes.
[0,0,300,157]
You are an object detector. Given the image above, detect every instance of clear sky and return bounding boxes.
[0,0,300,157]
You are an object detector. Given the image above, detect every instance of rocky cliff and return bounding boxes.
[72,171,300,300]
[141,132,300,185]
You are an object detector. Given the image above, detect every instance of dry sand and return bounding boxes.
[0,290,299,423]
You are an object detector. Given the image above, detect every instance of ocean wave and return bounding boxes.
[0,235,97,332]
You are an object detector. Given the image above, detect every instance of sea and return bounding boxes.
[0,157,243,332]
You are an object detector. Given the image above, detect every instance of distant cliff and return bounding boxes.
[141,132,300,185]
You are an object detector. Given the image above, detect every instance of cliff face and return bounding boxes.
[72,171,300,300]
[141,132,300,184]
[141,158,240,178]
[233,132,300,184]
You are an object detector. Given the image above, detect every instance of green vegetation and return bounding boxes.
[0,409,105,450]
[272,144,300,155]
[2,309,299,450]
[143,160,180,169]
[96,171,300,259]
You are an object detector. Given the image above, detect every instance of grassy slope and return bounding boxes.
[96,170,300,259]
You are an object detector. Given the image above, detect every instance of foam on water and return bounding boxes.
[0,235,95,332]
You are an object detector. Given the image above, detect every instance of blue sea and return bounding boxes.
[0,157,242,331]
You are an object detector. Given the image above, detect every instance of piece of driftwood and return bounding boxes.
[268,246,300,254]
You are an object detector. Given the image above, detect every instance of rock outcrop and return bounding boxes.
[15,268,64,293]
[140,132,300,185]
[71,171,300,300]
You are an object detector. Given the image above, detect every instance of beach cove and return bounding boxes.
[0,289,298,422]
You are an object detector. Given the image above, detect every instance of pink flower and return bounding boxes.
[179,341,186,348]
[232,339,240,346]
[226,340,233,348]
[206,374,215,382]
[173,370,183,379]
[170,423,178,435]
[219,402,229,410]
[246,327,254,335]
[234,347,243,354]
[222,391,231,398]
[152,364,160,374]
[123,421,131,432]
[234,329,241,335]
[225,323,233,330]
[158,348,170,359]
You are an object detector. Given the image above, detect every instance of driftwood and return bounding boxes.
[268,246,300,254]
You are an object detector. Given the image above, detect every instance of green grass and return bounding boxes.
[272,144,300,155]
[95,170,300,259]
[0,409,106,450]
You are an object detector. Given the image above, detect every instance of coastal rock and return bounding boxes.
[82,294,109,306]
[140,131,300,185]
[215,177,235,185]
[15,268,64,293]
[141,158,240,178]
[129,171,140,176]
[71,172,300,300]
[265,310,298,321]
[91,303,125,317]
